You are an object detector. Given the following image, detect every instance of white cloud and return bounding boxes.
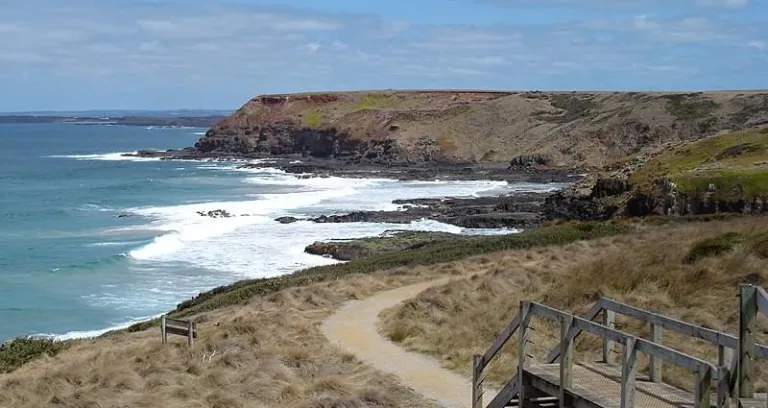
[0,0,764,110]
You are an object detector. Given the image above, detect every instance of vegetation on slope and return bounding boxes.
[380,216,768,392]
[203,90,768,166]
[630,127,768,199]
[0,338,69,374]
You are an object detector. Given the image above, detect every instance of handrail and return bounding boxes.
[474,290,768,408]
[528,302,719,375]
[600,297,768,360]
[478,314,520,371]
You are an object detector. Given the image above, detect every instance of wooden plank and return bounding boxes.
[739,285,757,398]
[716,366,730,408]
[519,301,532,407]
[486,376,519,408]
[165,326,198,338]
[481,313,521,371]
[649,323,662,383]
[160,315,167,344]
[601,297,768,360]
[530,303,626,344]
[560,316,574,408]
[573,316,626,345]
[620,338,637,408]
[695,366,712,408]
[636,338,716,374]
[164,317,191,327]
[473,354,483,408]
[603,309,616,365]
[756,286,768,316]
[187,321,195,346]
[546,301,604,364]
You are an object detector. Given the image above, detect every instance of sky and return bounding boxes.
[0,0,766,111]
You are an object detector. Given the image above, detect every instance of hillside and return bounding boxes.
[545,126,768,219]
[380,217,768,391]
[196,90,768,167]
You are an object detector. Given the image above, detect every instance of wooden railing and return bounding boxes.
[738,284,768,398]
[473,287,768,408]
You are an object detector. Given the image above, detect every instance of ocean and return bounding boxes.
[0,124,563,341]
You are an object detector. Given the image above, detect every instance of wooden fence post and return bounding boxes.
[738,285,756,398]
[620,338,636,408]
[161,315,167,344]
[472,355,483,408]
[518,302,531,408]
[603,309,615,364]
[560,315,574,408]
[649,323,662,383]
[717,366,730,408]
[187,321,195,347]
[695,366,712,408]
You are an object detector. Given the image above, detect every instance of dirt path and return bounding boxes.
[322,278,496,408]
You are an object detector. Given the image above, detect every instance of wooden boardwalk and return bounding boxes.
[472,285,768,408]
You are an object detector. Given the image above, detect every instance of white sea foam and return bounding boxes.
[48,152,161,162]
[87,240,149,248]
[127,186,359,260]
[119,167,561,278]
[36,314,162,341]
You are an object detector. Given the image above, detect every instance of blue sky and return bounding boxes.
[0,0,766,111]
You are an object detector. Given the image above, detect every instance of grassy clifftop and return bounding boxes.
[630,127,768,199]
[201,90,768,166]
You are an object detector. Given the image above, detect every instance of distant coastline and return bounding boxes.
[0,114,226,128]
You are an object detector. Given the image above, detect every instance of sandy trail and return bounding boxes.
[322,278,497,408]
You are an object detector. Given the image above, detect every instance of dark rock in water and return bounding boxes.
[117,213,134,218]
[304,231,461,261]
[275,216,301,224]
[197,209,234,218]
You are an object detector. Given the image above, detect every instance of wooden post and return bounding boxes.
[160,315,167,344]
[738,285,756,398]
[472,354,483,408]
[620,338,637,408]
[518,302,531,408]
[187,321,195,347]
[560,315,574,408]
[603,309,616,365]
[649,323,662,383]
[718,345,734,369]
[695,366,712,408]
[716,366,730,408]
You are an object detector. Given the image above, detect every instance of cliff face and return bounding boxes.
[199,90,768,166]
[544,127,768,219]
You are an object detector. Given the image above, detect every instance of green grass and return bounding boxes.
[0,338,69,373]
[354,94,400,110]
[628,128,768,199]
[127,222,631,332]
[302,110,323,128]
[684,230,768,264]
[684,232,746,263]
[674,170,768,199]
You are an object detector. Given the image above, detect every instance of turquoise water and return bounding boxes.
[0,124,565,341]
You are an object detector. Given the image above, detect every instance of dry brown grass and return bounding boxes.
[380,217,768,392]
[0,269,454,408]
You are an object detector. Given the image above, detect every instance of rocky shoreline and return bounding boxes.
[125,150,576,260]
